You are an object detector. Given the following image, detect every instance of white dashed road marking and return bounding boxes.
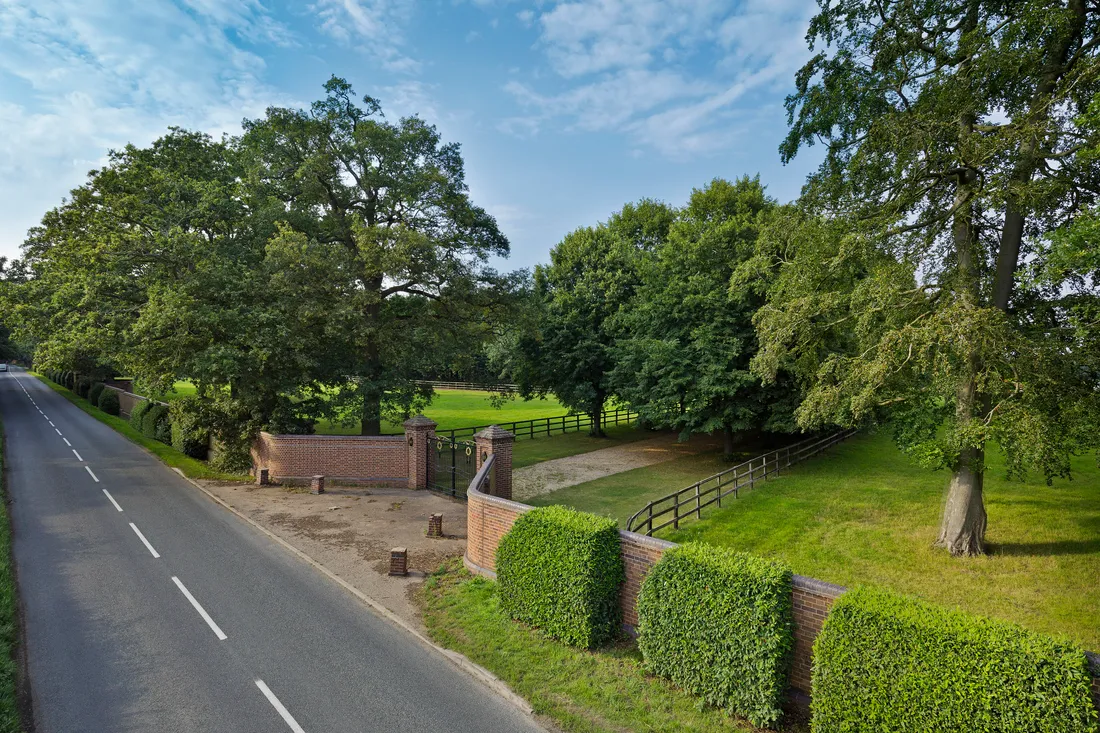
[102,490,123,512]
[72,449,83,462]
[171,577,227,641]
[129,523,160,559]
[85,466,99,482]
[255,680,307,733]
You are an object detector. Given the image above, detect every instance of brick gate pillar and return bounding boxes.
[404,416,437,490]
[474,426,514,500]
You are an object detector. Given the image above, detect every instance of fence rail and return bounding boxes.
[412,380,519,392]
[626,429,857,536]
[436,407,638,441]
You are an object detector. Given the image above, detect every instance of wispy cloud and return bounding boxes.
[0,0,292,255]
[310,0,420,73]
[500,0,816,157]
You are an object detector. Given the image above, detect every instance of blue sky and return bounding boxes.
[0,0,823,271]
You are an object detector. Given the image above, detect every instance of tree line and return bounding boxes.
[3,0,1100,557]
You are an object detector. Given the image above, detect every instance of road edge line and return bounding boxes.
[173,468,537,719]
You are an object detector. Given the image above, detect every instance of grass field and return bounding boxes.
[0,420,26,731]
[538,431,1100,651]
[418,560,786,733]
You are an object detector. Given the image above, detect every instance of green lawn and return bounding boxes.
[0,420,26,731]
[538,431,1100,652]
[419,560,801,733]
[314,389,569,434]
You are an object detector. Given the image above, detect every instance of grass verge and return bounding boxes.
[31,373,246,482]
[0,420,26,732]
[418,559,805,733]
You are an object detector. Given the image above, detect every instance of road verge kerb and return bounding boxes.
[171,468,537,719]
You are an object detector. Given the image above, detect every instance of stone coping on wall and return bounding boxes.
[258,432,407,442]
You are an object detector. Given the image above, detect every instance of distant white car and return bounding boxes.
[0,364,7,372]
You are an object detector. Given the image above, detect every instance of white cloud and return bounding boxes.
[310,0,420,73]
[502,0,817,157]
[0,0,293,257]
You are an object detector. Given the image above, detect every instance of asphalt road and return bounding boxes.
[0,369,544,733]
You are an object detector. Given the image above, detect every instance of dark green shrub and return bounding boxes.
[812,586,1099,733]
[141,403,172,444]
[496,505,623,648]
[169,398,209,460]
[75,378,91,398]
[63,372,74,389]
[97,389,120,416]
[88,382,105,406]
[637,543,794,728]
[129,399,152,429]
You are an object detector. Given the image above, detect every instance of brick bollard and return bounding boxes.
[474,426,515,500]
[403,415,438,490]
[389,548,408,576]
[427,513,443,537]
[257,468,270,486]
[310,475,325,495]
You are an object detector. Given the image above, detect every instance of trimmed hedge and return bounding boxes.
[169,399,209,460]
[87,382,105,406]
[97,389,120,416]
[496,505,623,648]
[75,378,91,398]
[141,404,172,445]
[129,399,152,429]
[637,543,794,728]
[812,586,1099,733]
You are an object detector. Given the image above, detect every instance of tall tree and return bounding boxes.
[509,200,674,436]
[613,177,791,456]
[239,77,509,434]
[766,0,1100,555]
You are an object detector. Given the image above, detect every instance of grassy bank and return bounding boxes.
[656,432,1100,651]
[0,421,26,732]
[419,560,802,733]
[32,374,245,482]
[512,425,653,469]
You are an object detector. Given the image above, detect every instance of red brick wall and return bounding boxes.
[252,431,408,484]
[465,482,843,697]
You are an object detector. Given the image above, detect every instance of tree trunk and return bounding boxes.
[360,276,384,436]
[590,392,605,437]
[935,443,987,556]
[723,426,736,460]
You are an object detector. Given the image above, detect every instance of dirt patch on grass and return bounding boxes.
[200,482,467,629]
[513,433,722,501]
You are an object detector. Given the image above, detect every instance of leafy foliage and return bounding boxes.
[129,399,152,430]
[496,505,623,648]
[812,586,1099,733]
[97,389,120,416]
[87,382,105,406]
[169,397,210,460]
[141,403,171,445]
[636,543,794,728]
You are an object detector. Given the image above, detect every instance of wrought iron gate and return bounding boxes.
[433,436,477,497]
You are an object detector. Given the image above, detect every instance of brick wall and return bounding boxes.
[102,385,151,418]
[252,431,409,484]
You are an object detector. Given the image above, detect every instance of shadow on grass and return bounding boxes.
[990,539,1100,557]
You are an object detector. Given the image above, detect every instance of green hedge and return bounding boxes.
[97,389,120,416]
[169,398,209,460]
[87,382,105,406]
[812,586,1099,733]
[496,505,623,648]
[637,543,794,728]
[129,399,152,429]
[141,404,172,445]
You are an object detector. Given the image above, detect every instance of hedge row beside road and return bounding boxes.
[812,585,1099,733]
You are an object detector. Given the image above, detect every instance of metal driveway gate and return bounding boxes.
[433,436,477,497]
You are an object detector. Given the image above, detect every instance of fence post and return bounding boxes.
[673,499,680,530]
[474,426,515,500]
[695,483,701,519]
[647,503,653,535]
[403,416,437,490]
